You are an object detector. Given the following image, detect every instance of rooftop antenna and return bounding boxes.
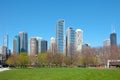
[111,24,116,33]
[113,25,116,33]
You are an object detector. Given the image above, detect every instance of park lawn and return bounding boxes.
[0,68,120,80]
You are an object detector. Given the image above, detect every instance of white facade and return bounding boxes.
[75,29,83,52]
[50,37,56,54]
[3,34,8,48]
[50,37,56,44]
[104,39,110,47]
[36,37,43,53]
[0,46,3,54]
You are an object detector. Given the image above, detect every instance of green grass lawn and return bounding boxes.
[0,68,120,80]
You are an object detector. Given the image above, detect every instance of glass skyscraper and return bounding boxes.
[66,27,75,56]
[41,40,47,53]
[19,32,28,53]
[13,35,20,54]
[110,32,117,46]
[56,20,64,54]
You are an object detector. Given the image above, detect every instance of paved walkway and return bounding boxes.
[0,68,10,72]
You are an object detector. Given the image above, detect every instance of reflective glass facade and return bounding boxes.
[110,32,117,46]
[56,20,64,53]
[13,35,20,54]
[19,32,28,53]
[66,27,75,56]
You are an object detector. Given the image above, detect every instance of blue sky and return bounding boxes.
[0,0,120,52]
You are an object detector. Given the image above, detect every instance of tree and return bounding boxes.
[29,55,36,67]
[6,54,20,67]
[46,52,64,67]
[80,48,98,67]
[18,52,29,68]
[37,53,47,67]
[109,46,120,60]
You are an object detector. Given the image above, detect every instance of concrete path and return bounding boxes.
[0,67,10,72]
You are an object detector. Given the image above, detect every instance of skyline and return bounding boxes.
[0,0,120,51]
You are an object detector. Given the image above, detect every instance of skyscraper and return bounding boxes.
[0,46,7,62]
[66,27,75,56]
[75,29,83,52]
[36,37,42,53]
[50,37,56,54]
[19,32,28,53]
[104,39,110,47]
[41,40,47,53]
[82,43,90,50]
[3,34,9,56]
[13,35,20,54]
[30,38,38,56]
[56,20,64,54]
[36,37,47,53]
[3,34,8,48]
[110,32,117,46]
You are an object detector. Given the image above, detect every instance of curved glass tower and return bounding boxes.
[56,20,64,54]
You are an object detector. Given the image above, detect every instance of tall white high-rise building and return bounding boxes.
[3,34,8,48]
[104,39,110,47]
[50,37,56,54]
[75,29,83,52]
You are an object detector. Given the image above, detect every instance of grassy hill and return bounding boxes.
[0,68,120,80]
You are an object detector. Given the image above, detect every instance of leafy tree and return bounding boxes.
[6,54,20,67]
[18,52,29,68]
[37,53,47,67]
[46,52,64,67]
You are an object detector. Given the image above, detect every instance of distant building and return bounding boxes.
[0,46,3,55]
[56,20,64,54]
[66,27,75,56]
[110,32,117,46]
[0,46,7,62]
[30,38,38,56]
[13,35,20,54]
[3,34,8,48]
[19,32,28,53]
[104,39,110,47]
[0,54,2,64]
[50,37,56,54]
[0,47,3,64]
[41,40,47,53]
[36,37,42,53]
[7,49,11,57]
[30,37,47,54]
[82,43,90,50]
[75,29,83,52]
